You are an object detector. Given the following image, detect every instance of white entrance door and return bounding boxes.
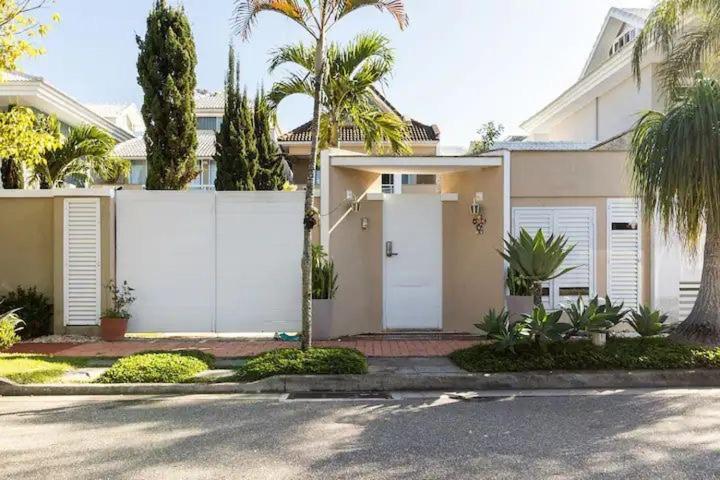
[383,194,442,330]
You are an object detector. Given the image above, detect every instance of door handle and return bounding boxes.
[386,241,399,257]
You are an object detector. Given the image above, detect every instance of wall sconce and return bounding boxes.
[346,190,361,212]
[470,192,487,235]
[360,217,369,230]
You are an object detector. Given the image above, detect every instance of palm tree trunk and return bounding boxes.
[671,222,720,345]
[300,28,326,351]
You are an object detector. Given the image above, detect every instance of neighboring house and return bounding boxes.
[278,87,441,194]
[0,71,135,143]
[85,103,145,137]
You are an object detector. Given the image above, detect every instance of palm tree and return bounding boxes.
[33,125,116,188]
[631,74,720,345]
[633,0,720,95]
[269,32,410,154]
[233,0,408,350]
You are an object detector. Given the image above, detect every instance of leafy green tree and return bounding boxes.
[469,121,504,154]
[241,89,259,185]
[254,89,285,190]
[233,0,409,350]
[0,0,60,74]
[269,32,409,154]
[33,124,116,188]
[0,107,61,188]
[137,0,198,190]
[214,46,256,191]
[630,75,720,345]
[633,0,720,96]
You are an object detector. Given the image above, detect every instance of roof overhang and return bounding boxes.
[330,155,502,174]
[0,80,134,142]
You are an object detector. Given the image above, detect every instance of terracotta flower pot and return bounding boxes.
[100,316,128,342]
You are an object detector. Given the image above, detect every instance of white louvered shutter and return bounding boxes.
[554,208,596,307]
[607,199,641,310]
[512,208,555,308]
[63,198,101,326]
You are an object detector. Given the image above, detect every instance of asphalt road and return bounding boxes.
[1,390,719,480]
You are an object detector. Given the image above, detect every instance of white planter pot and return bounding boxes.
[590,331,607,347]
[506,295,534,324]
[312,299,334,341]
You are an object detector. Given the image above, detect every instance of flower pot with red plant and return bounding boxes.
[100,281,135,342]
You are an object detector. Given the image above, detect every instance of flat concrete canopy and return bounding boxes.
[329,155,503,174]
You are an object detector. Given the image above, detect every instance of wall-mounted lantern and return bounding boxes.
[346,190,361,212]
[470,192,487,235]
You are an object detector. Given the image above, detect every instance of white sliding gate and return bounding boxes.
[116,191,303,333]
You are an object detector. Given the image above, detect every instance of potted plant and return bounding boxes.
[505,268,534,324]
[311,245,338,341]
[100,280,135,342]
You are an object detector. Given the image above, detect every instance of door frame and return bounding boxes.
[382,193,443,330]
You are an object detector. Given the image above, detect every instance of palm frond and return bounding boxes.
[348,101,409,154]
[267,73,315,107]
[268,42,316,72]
[336,31,394,76]
[332,0,408,29]
[630,74,720,250]
[233,0,312,39]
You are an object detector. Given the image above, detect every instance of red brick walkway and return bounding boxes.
[8,338,481,358]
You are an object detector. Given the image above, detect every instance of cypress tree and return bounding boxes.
[214,46,257,191]
[254,89,285,190]
[136,0,198,190]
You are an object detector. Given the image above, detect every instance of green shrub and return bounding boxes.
[235,348,368,382]
[521,304,572,347]
[0,286,52,339]
[627,305,670,337]
[312,245,339,299]
[136,349,216,369]
[450,337,720,373]
[96,352,211,383]
[0,308,23,351]
[474,308,509,339]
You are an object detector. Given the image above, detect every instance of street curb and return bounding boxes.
[2,369,720,395]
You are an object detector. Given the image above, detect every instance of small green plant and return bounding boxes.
[627,305,670,337]
[0,306,24,351]
[505,268,532,296]
[312,245,339,300]
[490,322,529,354]
[0,286,53,339]
[103,281,136,319]
[561,295,628,336]
[235,348,367,382]
[521,304,572,348]
[96,352,212,384]
[499,229,577,306]
[474,308,509,339]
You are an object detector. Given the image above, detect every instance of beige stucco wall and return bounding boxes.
[0,198,55,298]
[327,167,383,337]
[440,167,506,331]
[511,150,650,304]
[0,194,114,336]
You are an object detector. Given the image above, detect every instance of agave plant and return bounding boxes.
[561,296,594,337]
[521,304,572,348]
[499,229,576,306]
[491,322,529,354]
[311,244,339,300]
[562,295,628,336]
[627,305,670,338]
[475,308,509,339]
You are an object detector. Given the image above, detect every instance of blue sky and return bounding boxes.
[23,0,654,147]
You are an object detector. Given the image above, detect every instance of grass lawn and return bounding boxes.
[0,354,89,384]
[450,337,720,373]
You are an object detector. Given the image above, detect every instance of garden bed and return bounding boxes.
[96,350,215,384]
[450,337,720,373]
[0,354,88,384]
[234,347,368,382]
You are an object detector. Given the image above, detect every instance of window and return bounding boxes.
[189,160,214,189]
[512,207,596,308]
[129,161,147,185]
[381,174,395,193]
[197,116,221,131]
[609,29,637,58]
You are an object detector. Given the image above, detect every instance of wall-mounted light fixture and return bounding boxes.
[360,217,369,230]
[346,190,361,212]
[470,192,487,235]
